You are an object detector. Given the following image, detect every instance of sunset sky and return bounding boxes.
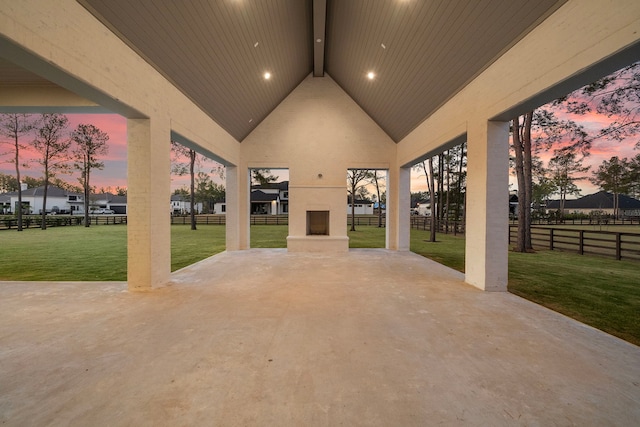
[1,106,637,197]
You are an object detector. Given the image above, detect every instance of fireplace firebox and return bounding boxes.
[307,210,329,235]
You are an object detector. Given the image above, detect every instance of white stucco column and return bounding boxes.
[465,119,509,291]
[127,118,171,290]
[387,166,411,250]
[225,165,249,250]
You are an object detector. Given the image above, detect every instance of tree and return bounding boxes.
[0,172,19,193]
[347,169,371,231]
[72,124,109,227]
[590,156,633,218]
[194,172,225,213]
[416,160,437,242]
[547,151,590,216]
[171,141,198,230]
[368,170,386,227]
[512,109,590,251]
[31,114,71,230]
[558,61,640,148]
[629,154,640,198]
[251,169,278,186]
[0,113,36,231]
[453,142,467,228]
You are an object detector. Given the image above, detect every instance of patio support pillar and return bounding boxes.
[465,119,509,291]
[225,165,249,250]
[127,117,171,290]
[387,166,410,250]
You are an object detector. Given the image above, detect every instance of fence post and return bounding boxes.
[549,228,554,250]
[579,230,584,255]
[616,233,622,260]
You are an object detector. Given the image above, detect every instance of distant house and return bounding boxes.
[0,185,127,215]
[93,192,128,214]
[347,198,374,215]
[0,193,11,214]
[214,182,377,215]
[250,181,289,215]
[1,185,83,215]
[546,191,640,217]
[170,194,203,215]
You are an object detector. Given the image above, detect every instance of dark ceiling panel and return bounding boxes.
[76,0,564,143]
[80,0,313,141]
[325,0,565,141]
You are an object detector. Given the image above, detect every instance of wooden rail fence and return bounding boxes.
[509,225,640,261]
[410,216,465,235]
[0,215,127,230]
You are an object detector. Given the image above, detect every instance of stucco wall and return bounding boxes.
[241,75,396,251]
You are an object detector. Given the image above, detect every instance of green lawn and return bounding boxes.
[0,224,385,280]
[410,228,640,346]
[248,224,386,248]
[0,225,226,281]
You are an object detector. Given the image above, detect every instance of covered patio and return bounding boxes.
[1,250,638,425]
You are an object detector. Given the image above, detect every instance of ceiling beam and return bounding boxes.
[313,0,326,77]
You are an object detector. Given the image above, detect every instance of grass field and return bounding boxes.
[0,225,226,281]
[1,224,638,345]
[0,224,385,280]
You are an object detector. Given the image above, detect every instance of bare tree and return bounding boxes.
[72,124,109,227]
[368,170,386,227]
[418,160,437,242]
[512,112,534,252]
[0,114,36,231]
[171,141,199,230]
[347,169,371,231]
[512,110,589,251]
[31,114,71,230]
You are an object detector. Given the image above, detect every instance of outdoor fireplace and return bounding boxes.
[307,210,329,235]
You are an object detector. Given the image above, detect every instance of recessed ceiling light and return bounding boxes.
[264,72,271,80]
[367,71,375,80]
[254,42,259,48]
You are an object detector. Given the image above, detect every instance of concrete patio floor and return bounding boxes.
[0,249,638,426]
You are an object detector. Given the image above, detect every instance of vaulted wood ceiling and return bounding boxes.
[73,1,563,142]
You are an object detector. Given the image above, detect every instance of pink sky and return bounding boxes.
[2,108,637,197]
[410,109,638,196]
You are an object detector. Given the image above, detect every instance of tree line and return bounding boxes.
[511,61,640,252]
[170,141,226,230]
[0,113,109,231]
[413,61,640,247]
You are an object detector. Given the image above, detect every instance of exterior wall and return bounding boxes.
[14,194,69,214]
[0,0,241,289]
[2,0,638,290]
[242,75,396,252]
[396,0,640,290]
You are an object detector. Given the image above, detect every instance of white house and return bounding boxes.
[250,181,289,215]
[0,185,82,215]
[0,185,127,215]
[170,194,203,215]
[347,198,374,215]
